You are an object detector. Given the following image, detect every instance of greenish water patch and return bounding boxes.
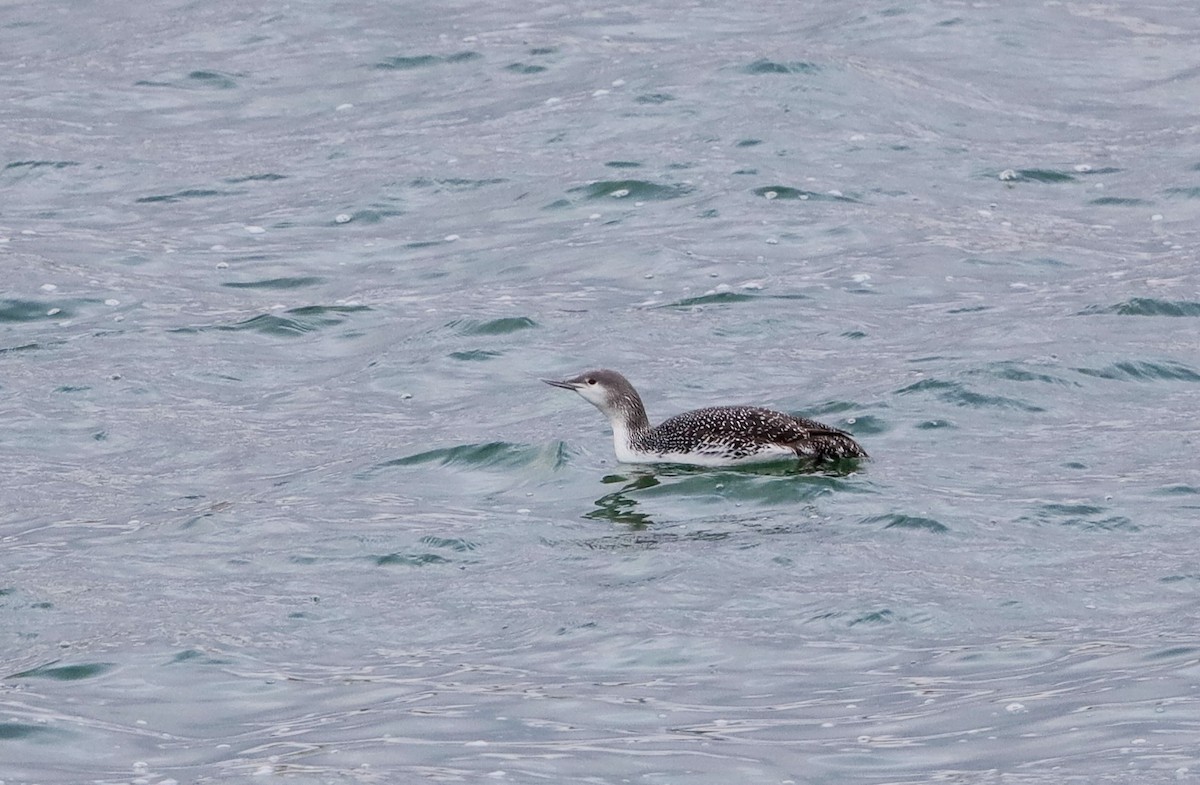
[1162,187,1200,199]
[1074,361,1200,383]
[10,662,114,681]
[5,160,80,170]
[169,649,234,665]
[1144,646,1199,660]
[995,169,1076,183]
[895,378,1044,411]
[1089,196,1150,206]
[409,177,507,190]
[753,185,859,202]
[568,180,694,201]
[862,513,949,533]
[505,63,546,74]
[225,173,288,183]
[736,139,763,147]
[449,349,502,361]
[742,59,820,75]
[375,52,480,69]
[169,305,371,337]
[186,70,238,89]
[372,541,478,568]
[0,299,72,322]
[448,316,537,335]
[1155,484,1198,496]
[847,609,896,626]
[635,93,675,104]
[1079,298,1200,317]
[802,400,860,416]
[604,161,642,169]
[916,419,955,430]
[662,292,757,308]
[420,535,478,552]
[1019,503,1136,531]
[978,362,1074,385]
[230,305,370,337]
[837,414,886,435]
[222,276,325,290]
[0,722,59,741]
[135,189,241,203]
[376,441,568,472]
[340,207,404,224]
[375,551,452,567]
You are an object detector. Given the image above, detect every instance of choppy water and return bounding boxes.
[4,0,1200,782]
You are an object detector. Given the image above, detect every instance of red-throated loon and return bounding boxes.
[543,368,867,466]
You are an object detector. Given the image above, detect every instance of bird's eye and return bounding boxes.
[586,378,596,385]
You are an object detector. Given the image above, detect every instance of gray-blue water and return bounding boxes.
[4,1,1200,782]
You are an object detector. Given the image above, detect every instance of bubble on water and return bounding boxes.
[245,225,266,234]
[41,283,58,292]
[335,103,354,112]
[763,190,778,200]
[1006,702,1026,713]
[105,298,120,306]
[47,307,61,316]
[592,89,609,97]
[216,261,229,269]
[999,169,1018,181]
[1074,163,1092,172]
[444,234,460,242]
[335,213,352,223]
[610,188,629,198]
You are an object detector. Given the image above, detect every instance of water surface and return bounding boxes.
[3,0,1200,782]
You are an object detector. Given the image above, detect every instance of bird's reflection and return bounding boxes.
[584,471,660,528]
[583,459,864,529]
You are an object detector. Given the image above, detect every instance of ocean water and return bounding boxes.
[3,0,1200,782]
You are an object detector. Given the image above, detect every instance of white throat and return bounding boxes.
[608,415,642,463]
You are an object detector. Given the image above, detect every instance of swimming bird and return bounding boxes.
[542,368,867,466]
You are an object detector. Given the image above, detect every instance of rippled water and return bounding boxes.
[4,0,1200,782]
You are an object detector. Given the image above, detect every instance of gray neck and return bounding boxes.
[611,390,650,435]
